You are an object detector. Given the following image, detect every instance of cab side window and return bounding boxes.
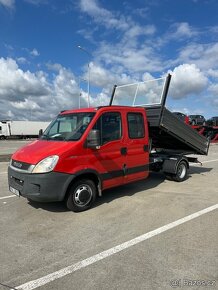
[128,113,145,139]
[94,112,122,144]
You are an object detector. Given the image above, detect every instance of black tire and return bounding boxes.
[66,179,97,212]
[172,161,188,182]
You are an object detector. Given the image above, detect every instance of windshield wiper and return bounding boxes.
[40,134,65,141]
[40,134,48,140]
[50,134,66,141]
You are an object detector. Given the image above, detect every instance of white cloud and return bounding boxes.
[4,43,14,50]
[178,42,218,70]
[208,69,218,79]
[0,0,14,9]
[79,0,156,41]
[24,0,48,5]
[52,66,80,108]
[16,57,28,64]
[0,57,50,100]
[0,56,215,121]
[90,91,110,107]
[46,62,63,72]
[0,58,81,120]
[79,0,160,74]
[80,0,129,31]
[95,42,162,73]
[170,22,198,39]
[168,64,208,99]
[133,7,149,18]
[87,62,141,89]
[10,98,40,110]
[208,83,218,96]
[31,48,40,56]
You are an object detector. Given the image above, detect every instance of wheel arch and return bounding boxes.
[64,169,102,200]
[163,156,189,175]
[176,157,189,170]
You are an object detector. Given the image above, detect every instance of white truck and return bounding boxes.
[0,120,50,139]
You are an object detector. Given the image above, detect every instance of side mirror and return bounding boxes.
[39,129,43,137]
[86,130,100,149]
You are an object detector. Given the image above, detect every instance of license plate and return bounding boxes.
[9,186,20,197]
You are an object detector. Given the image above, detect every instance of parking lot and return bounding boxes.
[0,141,217,290]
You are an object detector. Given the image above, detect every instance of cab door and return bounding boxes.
[90,111,126,189]
[124,111,149,183]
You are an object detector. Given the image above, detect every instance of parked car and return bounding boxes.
[206,116,218,127]
[173,112,189,124]
[188,115,206,126]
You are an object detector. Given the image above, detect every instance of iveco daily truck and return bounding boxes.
[8,75,210,212]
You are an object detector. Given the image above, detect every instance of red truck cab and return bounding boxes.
[8,106,149,212]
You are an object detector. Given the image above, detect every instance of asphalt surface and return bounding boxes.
[0,141,217,290]
[0,140,34,161]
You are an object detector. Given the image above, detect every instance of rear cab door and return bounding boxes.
[123,108,149,183]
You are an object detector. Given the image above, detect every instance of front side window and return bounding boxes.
[93,112,122,145]
[128,113,145,139]
[41,113,95,141]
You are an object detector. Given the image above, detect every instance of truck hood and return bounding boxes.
[12,140,75,164]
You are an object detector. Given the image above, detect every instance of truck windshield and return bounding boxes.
[40,113,95,141]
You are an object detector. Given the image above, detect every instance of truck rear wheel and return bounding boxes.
[66,179,97,212]
[172,161,188,182]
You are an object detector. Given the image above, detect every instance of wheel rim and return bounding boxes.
[74,184,93,207]
[177,163,186,179]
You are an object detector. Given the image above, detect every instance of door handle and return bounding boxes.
[120,147,127,155]
[143,145,149,152]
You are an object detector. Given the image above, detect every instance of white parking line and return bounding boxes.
[0,172,7,175]
[201,159,218,164]
[14,204,218,290]
[0,195,16,200]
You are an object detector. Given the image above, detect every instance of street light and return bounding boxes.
[78,77,87,109]
[77,45,92,107]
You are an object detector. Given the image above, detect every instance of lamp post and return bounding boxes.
[77,45,92,107]
[78,77,87,109]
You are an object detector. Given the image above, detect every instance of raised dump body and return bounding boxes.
[145,106,209,155]
[109,74,210,155]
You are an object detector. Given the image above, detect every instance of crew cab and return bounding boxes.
[8,106,151,212]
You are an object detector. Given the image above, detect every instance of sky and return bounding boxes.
[0,0,218,121]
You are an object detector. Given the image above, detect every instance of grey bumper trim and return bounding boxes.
[8,167,75,202]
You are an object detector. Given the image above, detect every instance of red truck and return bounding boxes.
[8,75,210,212]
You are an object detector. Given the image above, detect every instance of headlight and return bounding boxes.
[32,155,59,174]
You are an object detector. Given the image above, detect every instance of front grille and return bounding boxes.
[11,159,34,173]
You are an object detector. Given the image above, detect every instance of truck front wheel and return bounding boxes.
[66,179,97,212]
[172,161,188,182]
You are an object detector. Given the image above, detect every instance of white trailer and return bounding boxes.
[0,120,50,139]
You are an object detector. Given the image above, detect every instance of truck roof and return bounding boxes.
[60,106,145,115]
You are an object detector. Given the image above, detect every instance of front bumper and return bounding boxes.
[8,166,75,202]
